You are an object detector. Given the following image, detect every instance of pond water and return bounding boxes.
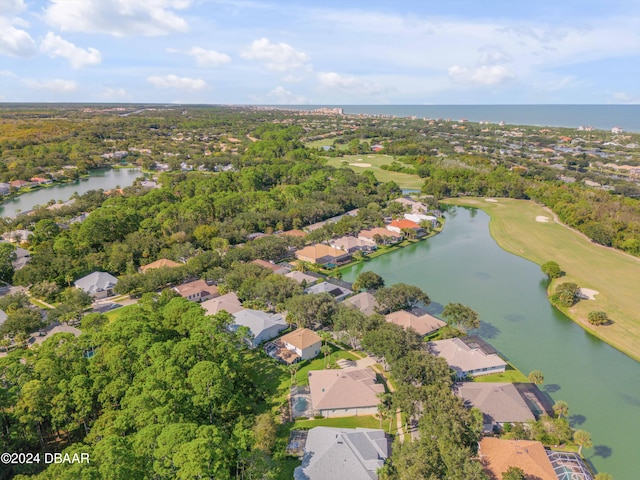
[0,168,140,219]
[342,206,640,478]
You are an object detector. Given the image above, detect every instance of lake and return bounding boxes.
[342,206,639,478]
[0,168,141,219]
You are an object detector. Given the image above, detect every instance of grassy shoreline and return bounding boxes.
[444,197,640,362]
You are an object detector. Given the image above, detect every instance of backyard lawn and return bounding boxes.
[472,363,529,383]
[294,414,394,434]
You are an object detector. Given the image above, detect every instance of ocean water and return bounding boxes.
[283,105,640,132]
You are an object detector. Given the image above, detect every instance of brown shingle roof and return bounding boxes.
[139,258,181,273]
[479,438,557,480]
[295,244,347,262]
[279,328,322,349]
[308,367,384,411]
[385,310,446,336]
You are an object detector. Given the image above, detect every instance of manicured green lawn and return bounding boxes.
[29,298,52,309]
[294,347,359,386]
[305,138,348,150]
[445,197,640,361]
[294,415,392,433]
[324,154,425,189]
[104,303,137,322]
[472,363,529,383]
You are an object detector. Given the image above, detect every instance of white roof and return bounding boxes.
[305,281,352,298]
[74,271,118,294]
[294,427,389,480]
[231,309,287,339]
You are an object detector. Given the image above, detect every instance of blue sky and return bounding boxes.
[1,0,639,104]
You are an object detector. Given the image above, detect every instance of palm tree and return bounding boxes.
[528,370,544,385]
[574,429,593,455]
[553,400,569,419]
[321,345,332,368]
[288,363,299,387]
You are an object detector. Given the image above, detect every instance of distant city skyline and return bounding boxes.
[1,0,639,104]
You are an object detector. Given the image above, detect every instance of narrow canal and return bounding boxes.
[0,168,140,218]
[342,206,640,478]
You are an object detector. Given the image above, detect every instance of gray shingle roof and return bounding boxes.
[294,427,389,480]
[74,271,118,294]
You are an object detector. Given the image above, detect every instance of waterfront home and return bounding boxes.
[201,292,243,315]
[277,328,322,361]
[74,271,118,299]
[294,427,389,480]
[251,259,290,275]
[358,227,403,245]
[9,180,32,189]
[139,258,181,273]
[385,310,446,337]
[342,292,379,316]
[173,279,218,302]
[295,244,351,266]
[308,367,384,418]
[478,438,557,480]
[330,235,377,254]
[305,281,352,301]
[427,337,507,380]
[403,213,437,228]
[386,219,424,236]
[285,270,321,286]
[0,183,9,196]
[454,382,537,432]
[30,177,52,185]
[230,309,288,348]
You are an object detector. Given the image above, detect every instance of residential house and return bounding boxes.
[427,337,507,380]
[251,259,290,275]
[455,383,538,432]
[278,229,307,239]
[285,270,321,286]
[295,244,351,266]
[403,213,437,228]
[385,310,446,336]
[74,271,118,299]
[9,180,32,189]
[0,183,9,196]
[30,177,52,185]
[32,325,82,346]
[1,230,33,244]
[305,281,352,301]
[139,258,181,273]
[358,227,402,245]
[294,427,390,480]
[201,292,244,315]
[392,196,429,214]
[476,437,598,480]
[277,328,322,361]
[174,280,219,302]
[386,219,423,236]
[308,367,384,418]
[330,235,376,254]
[230,309,288,348]
[342,292,379,316]
[12,246,30,270]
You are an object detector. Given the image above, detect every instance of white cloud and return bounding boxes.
[41,32,101,68]
[168,46,231,66]
[23,78,78,92]
[100,87,132,100]
[267,86,308,104]
[44,0,191,36]
[241,37,309,72]
[0,17,36,57]
[0,70,16,77]
[609,92,640,104]
[448,64,515,86]
[0,0,27,15]
[147,74,206,90]
[316,71,384,95]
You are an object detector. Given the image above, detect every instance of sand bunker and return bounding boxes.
[485,198,498,203]
[578,288,599,300]
[350,162,372,167]
[536,216,550,223]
